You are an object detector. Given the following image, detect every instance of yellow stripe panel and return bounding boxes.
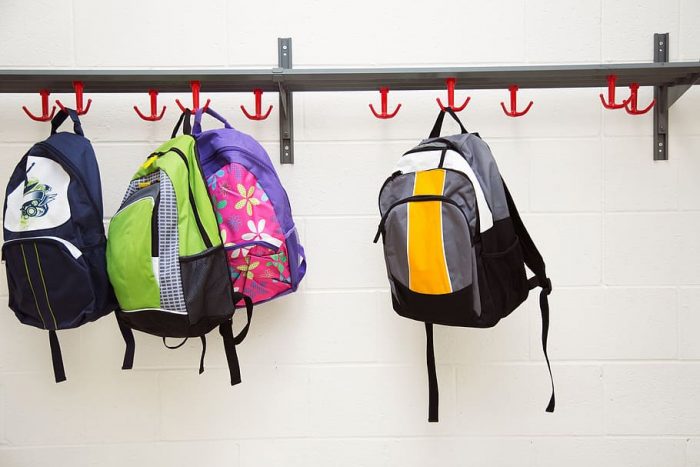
[408,170,452,294]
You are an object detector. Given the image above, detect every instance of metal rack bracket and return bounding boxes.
[277,37,294,164]
[654,33,699,160]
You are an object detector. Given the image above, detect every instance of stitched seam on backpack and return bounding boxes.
[33,243,59,329]
[20,243,47,329]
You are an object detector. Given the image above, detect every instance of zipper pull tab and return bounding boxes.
[141,155,157,170]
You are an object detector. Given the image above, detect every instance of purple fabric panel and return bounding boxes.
[194,125,306,287]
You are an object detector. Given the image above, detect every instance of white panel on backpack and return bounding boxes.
[396,150,494,232]
[4,156,72,233]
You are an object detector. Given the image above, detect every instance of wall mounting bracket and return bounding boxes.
[653,33,699,160]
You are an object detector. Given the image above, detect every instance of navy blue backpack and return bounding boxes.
[2,109,132,382]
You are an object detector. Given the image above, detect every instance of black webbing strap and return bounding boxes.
[117,315,135,370]
[425,323,439,422]
[171,109,192,138]
[48,330,66,383]
[503,182,555,413]
[199,335,206,375]
[50,108,84,136]
[163,337,188,349]
[219,320,241,386]
[429,107,468,138]
[220,294,254,386]
[539,281,555,413]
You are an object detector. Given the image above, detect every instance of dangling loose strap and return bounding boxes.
[116,316,135,370]
[425,323,439,422]
[219,294,254,386]
[48,330,66,383]
[199,335,207,375]
[163,337,189,349]
[504,181,555,412]
[539,282,555,412]
[219,320,241,385]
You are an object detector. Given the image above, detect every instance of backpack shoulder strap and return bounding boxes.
[502,181,555,413]
[219,294,254,386]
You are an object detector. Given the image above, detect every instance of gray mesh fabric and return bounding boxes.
[158,172,186,313]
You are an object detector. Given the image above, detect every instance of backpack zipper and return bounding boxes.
[151,193,160,257]
[224,239,280,253]
[379,166,483,239]
[373,194,470,243]
[155,147,213,249]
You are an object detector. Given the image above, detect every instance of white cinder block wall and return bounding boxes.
[1,0,699,466]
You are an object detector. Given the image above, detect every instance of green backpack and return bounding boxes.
[106,113,251,385]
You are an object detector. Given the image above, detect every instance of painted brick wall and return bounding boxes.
[0,0,699,465]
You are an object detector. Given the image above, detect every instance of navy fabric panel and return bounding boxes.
[3,120,116,330]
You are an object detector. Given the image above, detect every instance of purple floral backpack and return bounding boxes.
[190,108,306,305]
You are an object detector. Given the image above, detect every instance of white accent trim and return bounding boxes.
[438,172,453,293]
[2,236,82,259]
[152,257,160,286]
[5,156,72,233]
[121,308,188,316]
[395,150,494,232]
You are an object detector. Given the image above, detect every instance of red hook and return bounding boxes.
[369,87,401,119]
[134,89,166,121]
[22,89,56,121]
[624,83,655,115]
[56,81,92,116]
[436,78,470,112]
[240,89,273,120]
[500,85,533,117]
[175,80,210,113]
[599,74,629,110]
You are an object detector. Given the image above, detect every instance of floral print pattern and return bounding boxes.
[231,183,259,216]
[209,163,292,303]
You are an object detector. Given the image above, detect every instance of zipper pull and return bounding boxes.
[141,155,157,170]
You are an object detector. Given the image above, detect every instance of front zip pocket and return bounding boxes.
[107,184,161,311]
[379,196,473,295]
[2,237,93,329]
[226,240,292,303]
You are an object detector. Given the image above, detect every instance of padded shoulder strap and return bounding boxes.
[502,180,555,413]
[219,294,254,386]
[50,108,84,137]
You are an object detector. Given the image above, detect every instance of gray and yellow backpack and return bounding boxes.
[374,109,555,421]
[106,112,251,385]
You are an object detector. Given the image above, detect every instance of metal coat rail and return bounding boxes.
[1,34,698,163]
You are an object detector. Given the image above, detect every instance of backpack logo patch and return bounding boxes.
[4,156,71,232]
[20,164,58,225]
